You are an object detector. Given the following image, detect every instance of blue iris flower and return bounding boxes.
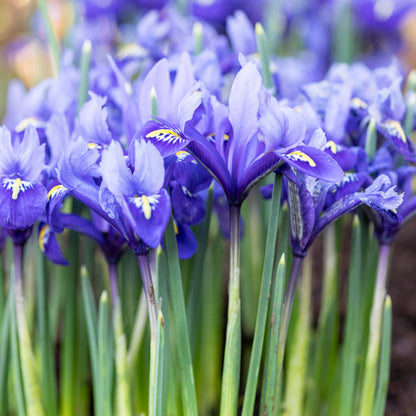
[0,125,47,230]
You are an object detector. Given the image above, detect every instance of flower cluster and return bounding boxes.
[1,0,416,415]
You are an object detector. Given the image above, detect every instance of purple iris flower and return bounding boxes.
[0,125,47,231]
[352,0,416,31]
[226,11,257,56]
[56,135,170,253]
[142,61,344,206]
[99,139,171,249]
[282,166,403,258]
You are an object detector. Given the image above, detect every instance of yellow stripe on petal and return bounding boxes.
[141,195,152,220]
[389,120,407,143]
[47,184,67,200]
[146,129,181,140]
[12,178,22,200]
[39,224,49,252]
[326,140,338,154]
[351,97,368,109]
[287,151,317,167]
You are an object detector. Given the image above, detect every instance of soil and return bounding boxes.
[386,217,416,416]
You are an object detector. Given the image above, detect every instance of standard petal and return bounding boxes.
[100,140,135,198]
[132,140,166,194]
[227,62,262,170]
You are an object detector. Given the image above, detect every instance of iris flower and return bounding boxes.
[0,125,47,231]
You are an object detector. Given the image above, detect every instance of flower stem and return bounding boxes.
[358,244,391,416]
[163,218,198,416]
[36,0,60,74]
[242,174,282,416]
[109,263,132,416]
[276,255,304,391]
[220,204,241,416]
[35,245,57,416]
[137,253,164,416]
[373,295,392,416]
[283,253,312,416]
[13,243,46,416]
[339,216,362,416]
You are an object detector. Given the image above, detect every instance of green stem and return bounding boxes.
[365,118,377,160]
[339,216,362,416]
[36,0,61,73]
[276,255,304,393]
[372,295,392,416]
[80,266,103,416]
[98,292,112,416]
[163,218,198,415]
[35,245,57,416]
[283,254,312,416]
[77,40,92,112]
[126,289,147,370]
[220,204,241,416]
[255,23,274,91]
[136,253,163,416]
[0,293,11,415]
[358,244,390,416]
[14,244,46,416]
[60,232,78,416]
[261,254,286,415]
[109,263,132,416]
[306,223,340,415]
[242,174,282,416]
[10,276,26,416]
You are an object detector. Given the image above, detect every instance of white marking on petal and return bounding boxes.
[130,194,160,220]
[3,178,33,200]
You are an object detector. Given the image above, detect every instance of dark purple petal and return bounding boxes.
[0,179,47,229]
[236,152,283,203]
[172,183,205,226]
[38,223,68,265]
[278,145,344,183]
[376,119,416,162]
[139,119,190,158]
[172,151,212,193]
[286,180,316,257]
[186,126,232,199]
[121,188,171,248]
[175,222,197,260]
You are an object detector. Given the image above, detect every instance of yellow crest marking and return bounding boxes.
[173,221,179,235]
[389,120,407,143]
[326,140,337,154]
[12,178,22,200]
[287,151,317,167]
[146,129,180,139]
[47,185,67,200]
[39,224,49,252]
[351,97,368,109]
[141,195,152,220]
